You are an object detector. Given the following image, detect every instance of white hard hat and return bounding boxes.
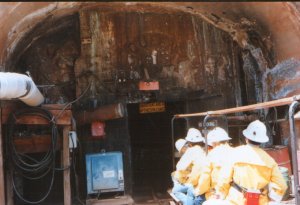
[207,127,231,146]
[185,128,204,143]
[175,138,187,152]
[242,120,269,143]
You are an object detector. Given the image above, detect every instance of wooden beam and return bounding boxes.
[13,135,62,154]
[1,108,72,125]
[0,109,5,205]
[174,94,300,118]
[63,126,71,205]
[41,104,71,110]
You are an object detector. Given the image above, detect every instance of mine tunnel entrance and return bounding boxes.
[127,102,186,202]
[5,4,295,204]
[6,9,247,204]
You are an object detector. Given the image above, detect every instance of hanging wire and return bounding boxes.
[264,107,278,146]
[6,78,91,204]
[52,82,91,122]
[7,107,58,204]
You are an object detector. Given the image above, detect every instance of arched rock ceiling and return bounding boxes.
[0,2,300,68]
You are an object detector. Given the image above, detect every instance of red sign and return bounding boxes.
[91,121,106,138]
[139,81,159,91]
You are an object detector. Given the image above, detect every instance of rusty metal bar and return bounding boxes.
[75,103,125,124]
[174,95,300,118]
[171,116,188,170]
[227,114,258,122]
[289,101,300,204]
[203,115,210,154]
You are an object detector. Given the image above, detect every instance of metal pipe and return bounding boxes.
[75,103,125,124]
[0,72,44,106]
[203,115,210,154]
[227,114,258,122]
[289,101,300,204]
[174,95,300,118]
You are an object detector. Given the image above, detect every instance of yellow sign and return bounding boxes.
[139,102,166,113]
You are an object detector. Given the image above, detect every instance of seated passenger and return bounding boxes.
[172,128,209,205]
[171,138,190,196]
[204,120,287,205]
[204,127,234,200]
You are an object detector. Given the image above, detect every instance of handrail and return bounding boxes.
[202,114,228,154]
[289,101,300,204]
[171,116,188,170]
[174,95,300,118]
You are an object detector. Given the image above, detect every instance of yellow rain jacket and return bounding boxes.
[215,144,287,205]
[172,165,192,184]
[192,158,211,196]
[172,145,204,184]
[175,145,210,196]
[205,143,234,200]
[176,145,205,171]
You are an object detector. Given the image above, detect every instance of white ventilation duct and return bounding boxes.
[0,72,44,106]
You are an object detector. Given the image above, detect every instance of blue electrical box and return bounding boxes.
[86,152,124,194]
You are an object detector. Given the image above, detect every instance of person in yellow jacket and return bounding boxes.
[172,138,190,186]
[204,120,287,205]
[172,128,209,205]
[203,127,234,200]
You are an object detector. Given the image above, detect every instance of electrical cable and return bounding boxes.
[35,83,89,173]
[264,107,278,146]
[70,133,85,205]
[6,84,91,204]
[53,82,91,122]
[7,107,58,204]
[51,83,91,171]
[69,116,86,205]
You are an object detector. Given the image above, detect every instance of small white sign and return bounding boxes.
[103,170,115,178]
[118,170,124,180]
[198,121,217,128]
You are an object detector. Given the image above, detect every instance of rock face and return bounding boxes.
[0,2,299,105]
[264,59,300,101]
[74,10,241,106]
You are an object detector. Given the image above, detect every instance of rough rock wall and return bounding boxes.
[16,15,80,104]
[264,59,300,100]
[75,10,243,107]
[4,3,300,105]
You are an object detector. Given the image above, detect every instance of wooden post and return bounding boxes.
[6,165,14,205]
[63,126,71,205]
[0,108,7,205]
